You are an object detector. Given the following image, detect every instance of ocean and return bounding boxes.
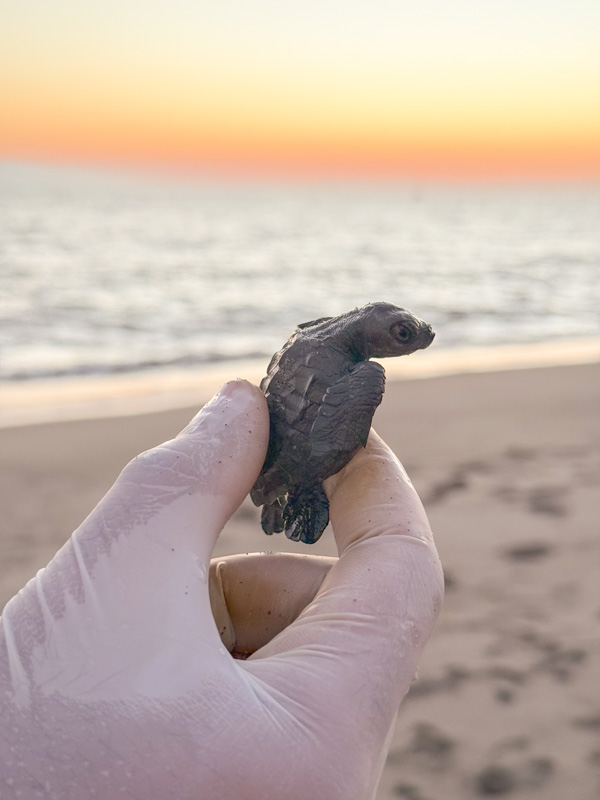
[1,162,599,382]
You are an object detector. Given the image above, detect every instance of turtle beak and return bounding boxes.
[420,323,435,349]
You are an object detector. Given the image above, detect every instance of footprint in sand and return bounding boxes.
[426,471,469,504]
[475,764,517,795]
[502,543,553,562]
[475,757,554,795]
[527,486,568,516]
[404,722,456,773]
[488,445,600,517]
[392,783,430,799]
[571,714,600,731]
[407,665,471,699]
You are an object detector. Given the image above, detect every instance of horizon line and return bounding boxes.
[3,149,600,183]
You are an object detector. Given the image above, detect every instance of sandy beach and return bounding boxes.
[1,352,599,798]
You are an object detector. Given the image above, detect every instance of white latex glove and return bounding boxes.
[0,380,443,800]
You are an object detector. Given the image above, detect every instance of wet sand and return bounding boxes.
[1,358,599,798]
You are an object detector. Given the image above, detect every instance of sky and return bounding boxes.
[2,0,600,178]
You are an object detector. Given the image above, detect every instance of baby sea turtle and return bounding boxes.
[250,302,435,544]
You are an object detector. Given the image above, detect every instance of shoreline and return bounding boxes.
[1,338,598,429]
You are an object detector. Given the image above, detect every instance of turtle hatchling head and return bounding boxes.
[359,302,435,358]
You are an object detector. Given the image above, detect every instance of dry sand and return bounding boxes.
[1,358,599,799]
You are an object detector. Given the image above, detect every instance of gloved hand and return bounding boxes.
[0,380,443,800]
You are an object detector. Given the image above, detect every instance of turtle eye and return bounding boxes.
[392,323,415,343]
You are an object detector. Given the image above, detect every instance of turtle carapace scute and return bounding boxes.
[250,302,435,544]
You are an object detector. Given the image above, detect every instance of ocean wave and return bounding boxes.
[1,162,599,382]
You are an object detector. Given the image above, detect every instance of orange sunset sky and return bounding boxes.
[2,0,600,179]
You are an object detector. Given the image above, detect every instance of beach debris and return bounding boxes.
[250,302,435,544]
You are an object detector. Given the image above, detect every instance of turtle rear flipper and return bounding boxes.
[251,464,285,507]
[283,485,329,544]
[260,498,285,534]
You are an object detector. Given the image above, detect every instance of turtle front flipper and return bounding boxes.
[283,484,329,544]
[309,360,386,471]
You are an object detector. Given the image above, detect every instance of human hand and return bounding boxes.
[0,380,443,800]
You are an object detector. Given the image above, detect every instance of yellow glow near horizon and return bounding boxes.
[2,0,600,177]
